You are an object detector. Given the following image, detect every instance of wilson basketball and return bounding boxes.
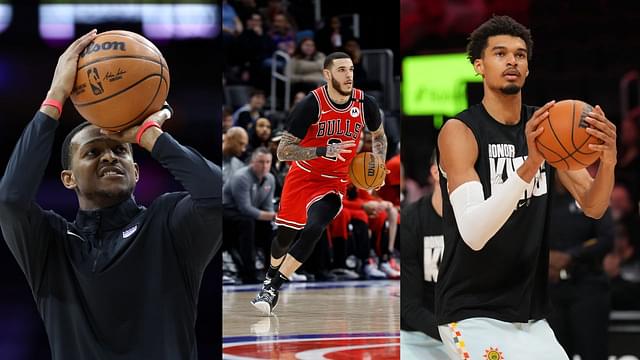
[536,99,602,170]
[349,152,386,190]
[70,30,170,131]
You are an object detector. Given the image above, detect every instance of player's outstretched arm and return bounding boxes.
[277,131,356,162]
[557,105,616,219]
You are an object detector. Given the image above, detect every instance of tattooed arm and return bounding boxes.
[371,125,387,161]
[363,94,386,161]
[277,132,356,162]
[277,132,317,161]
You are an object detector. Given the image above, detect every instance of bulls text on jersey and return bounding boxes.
[315,118,363,140]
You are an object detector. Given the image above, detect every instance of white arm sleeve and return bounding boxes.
[449,174,530,251]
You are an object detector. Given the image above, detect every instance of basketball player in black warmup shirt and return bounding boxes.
[400,152,447,359]
[0,30,221,359]
[436,16,617,359]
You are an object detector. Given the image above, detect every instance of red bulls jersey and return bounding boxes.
[296,87,366,178]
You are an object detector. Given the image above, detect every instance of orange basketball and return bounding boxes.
[536,99,602,170]
[70,30,170,131]
[349,152,386,190]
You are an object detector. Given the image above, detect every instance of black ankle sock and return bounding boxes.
[269,272,288,290]
[266,265,280,279]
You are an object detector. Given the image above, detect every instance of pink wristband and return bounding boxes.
[135,122,162,145]
[41,98,63,115]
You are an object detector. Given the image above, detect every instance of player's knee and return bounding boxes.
[302,222,326,240]
[271,237,290,259]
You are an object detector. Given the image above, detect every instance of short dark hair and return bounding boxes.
[466,15,533,64]
[323,52,351,69]
[61,122,92,170]
[60,122,133,170]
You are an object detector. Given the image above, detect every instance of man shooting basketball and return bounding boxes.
[436,16,616,359]
[0,30,222,359]
[251,52,387,315]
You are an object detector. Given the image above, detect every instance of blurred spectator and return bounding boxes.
[616,110,640,202]
[341,187,388,280]
[260,0,288,29]
[547,177,613,360]
[223,0,244,38]
[610,182,640,242]
[343,37,383,91]
[247,117,273,155]
[222,127,249,182]
[234,12,275,88]
[377,153,401,207]
[367,190,399,278]
[603,224,640,310]
[316,16,352,55]
[232,89,266,130]
[269,12,297,57]
[223,106,234,133]
[223,148,276,284]
[268,130,289,199]
[232,0,258,24]
[343,184,399,279]
[289,38,326,94]
[292,91,307,106]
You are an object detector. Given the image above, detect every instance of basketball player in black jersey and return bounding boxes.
[400,152,447,359]
[436,15,617,359]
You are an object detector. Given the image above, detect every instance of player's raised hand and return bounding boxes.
[525,100,555,166]
[101,103,173,149]
[327,140,356,162]
[584,105,617,166]
[48,29,98,103]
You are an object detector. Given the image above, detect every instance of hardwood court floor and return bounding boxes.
[222,280,400,359]
[223,280,400,337]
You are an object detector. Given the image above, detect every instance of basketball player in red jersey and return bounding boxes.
[251,52,387,315]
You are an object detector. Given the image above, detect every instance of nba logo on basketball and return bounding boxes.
[87,67,104,95]
[350,107,360,117]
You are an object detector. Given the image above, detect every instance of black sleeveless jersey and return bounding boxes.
[435,103,554,325]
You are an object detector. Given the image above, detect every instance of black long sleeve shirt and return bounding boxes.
[0,111,222,360]
[400,194,442,340]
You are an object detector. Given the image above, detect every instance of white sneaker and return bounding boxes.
[380,261,400,279]
[289,272,308,282]
[364,263,387,279]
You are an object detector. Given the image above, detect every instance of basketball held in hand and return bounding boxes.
[349,152,386,190]
[535,99,602,170]
[70,30,170,131]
